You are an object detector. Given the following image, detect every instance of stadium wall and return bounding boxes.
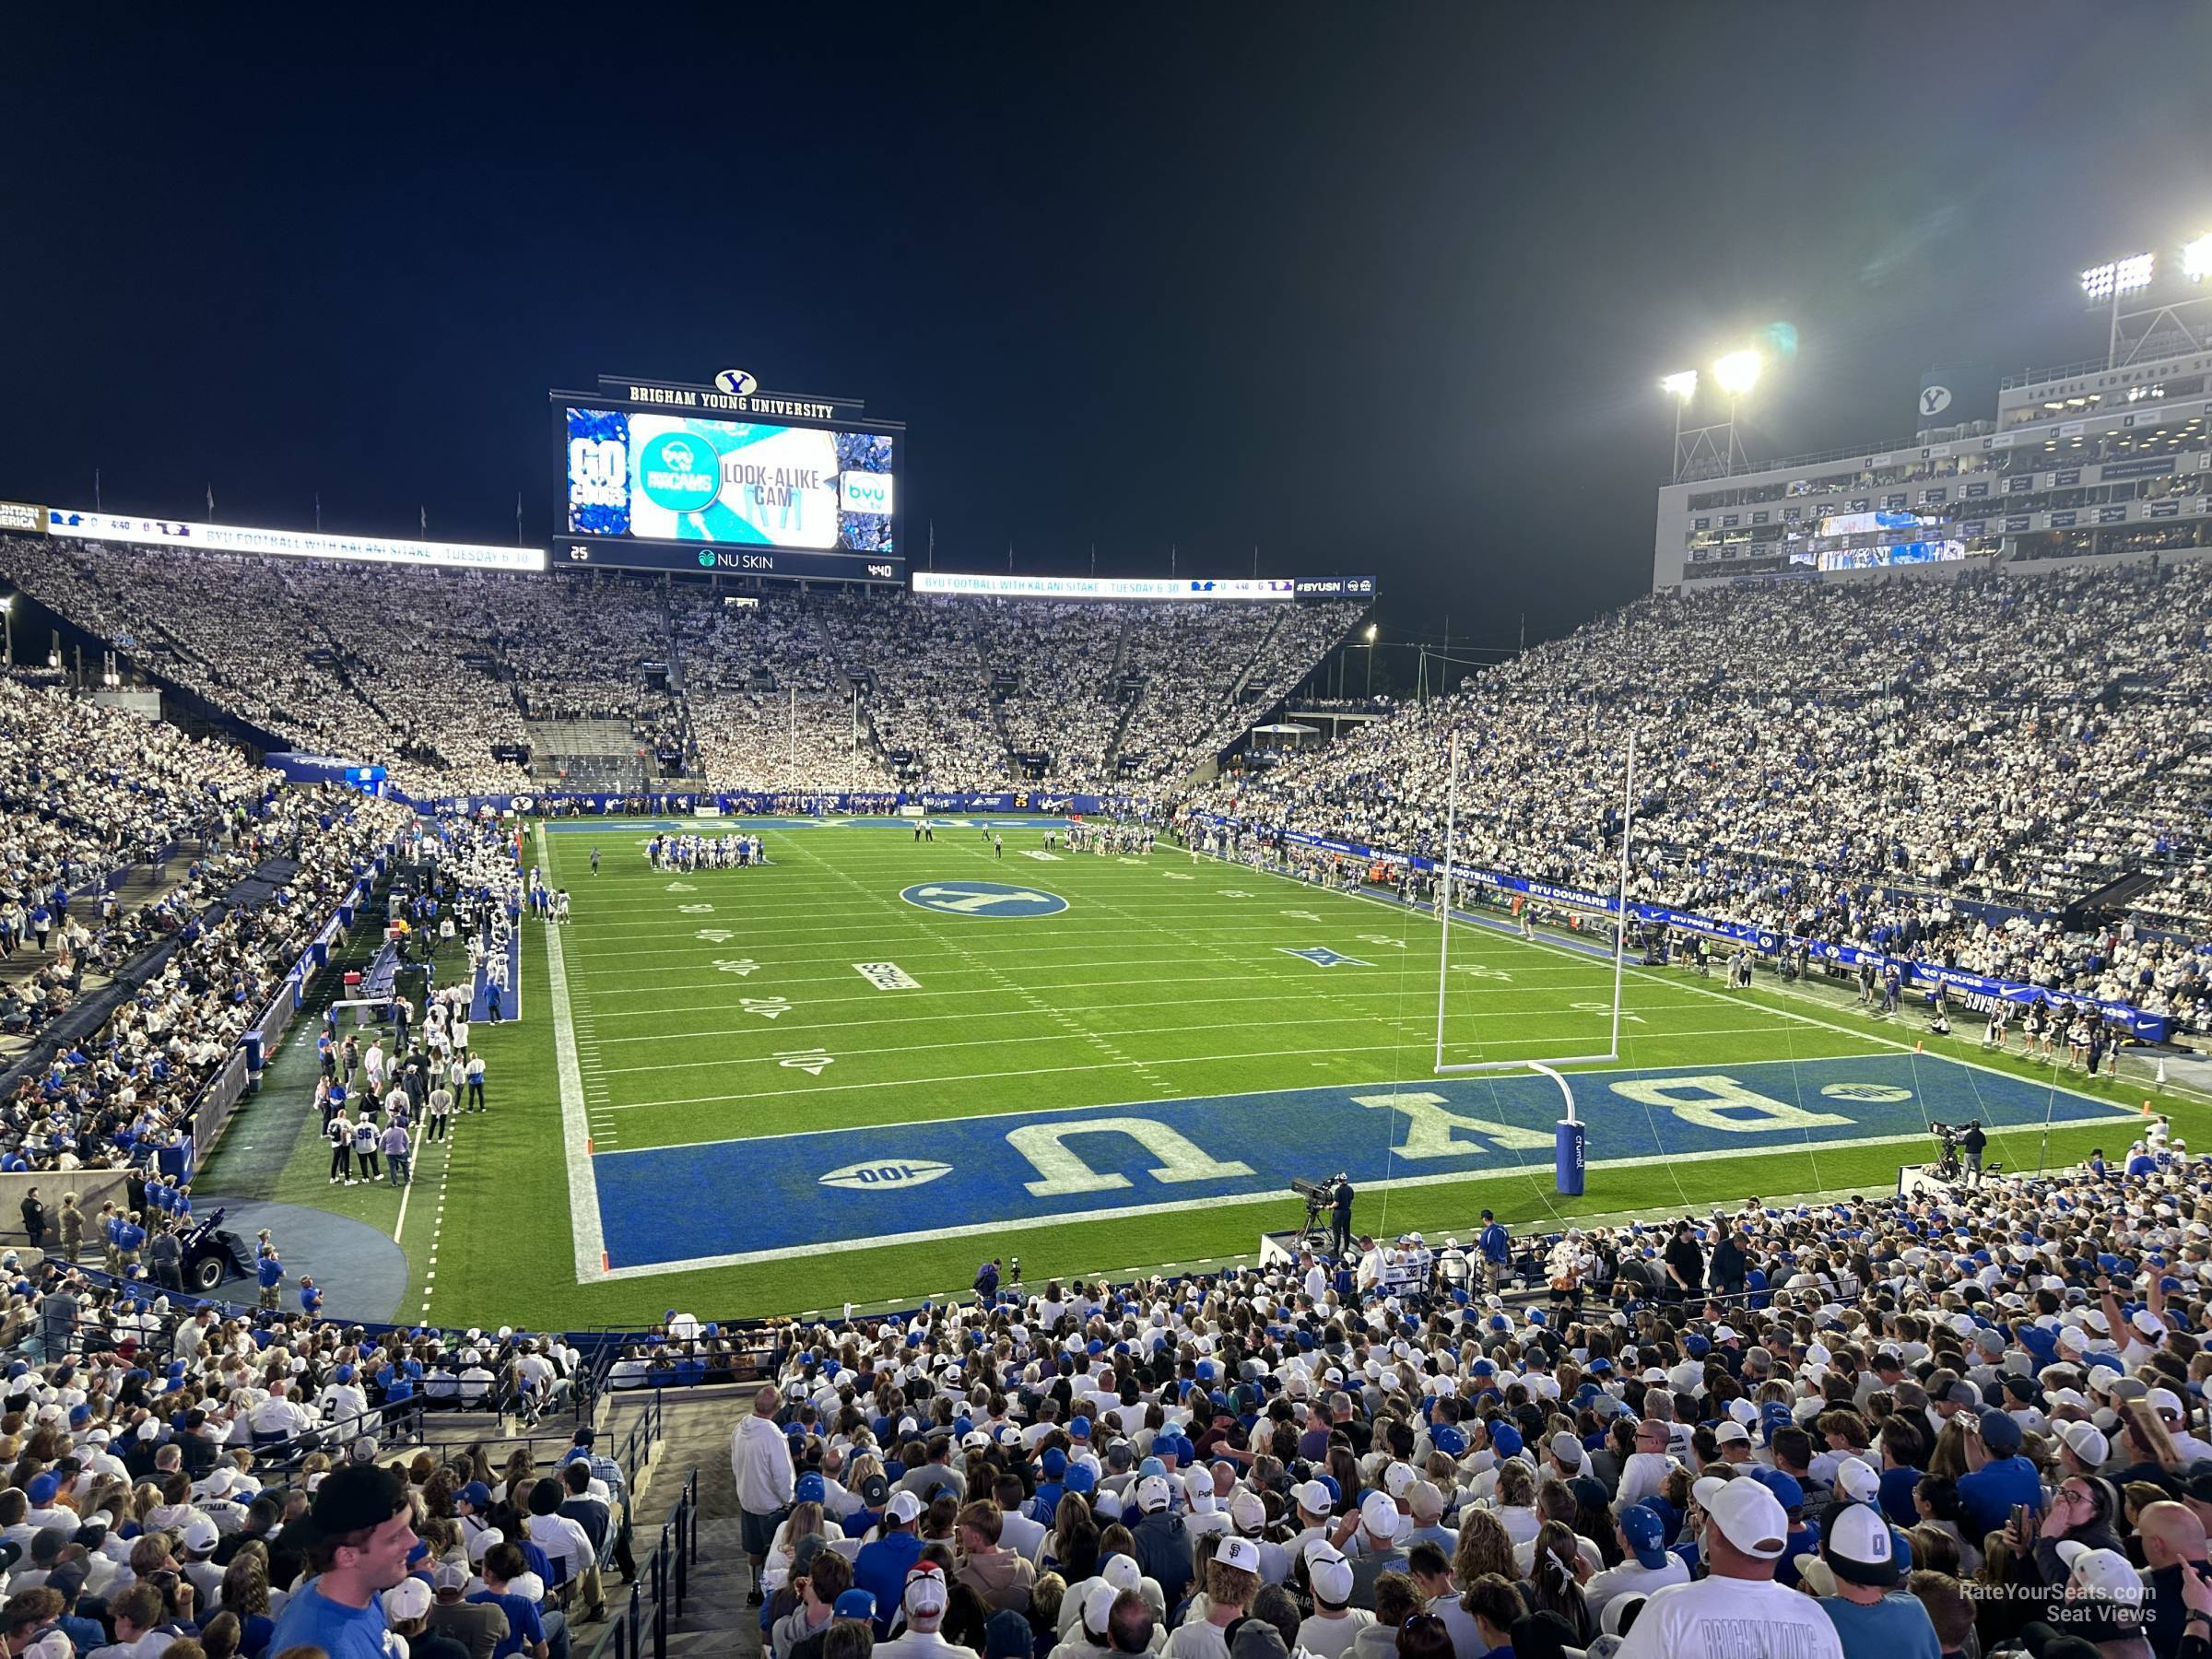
[0,1171,133,1251]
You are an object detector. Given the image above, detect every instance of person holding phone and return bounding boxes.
[1957,1410,2041,1542]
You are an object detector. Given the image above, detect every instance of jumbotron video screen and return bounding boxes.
[564,406,896,553]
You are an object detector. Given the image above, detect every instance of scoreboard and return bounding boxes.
[554,374,904,583]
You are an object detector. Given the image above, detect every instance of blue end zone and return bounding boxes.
[591,1053,2136,1272]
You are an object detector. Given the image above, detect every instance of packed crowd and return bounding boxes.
[0,1259,618,1659]
[726,1144,2212,1659]
[817,594,1010,792]
[1189,562,2212,1036]
[672,590,885,793]
[0,542,1359,803]
[971,604,1131,794]
[1120,604,1361,787]
[0,676,417,1170]
[0,675,262,920]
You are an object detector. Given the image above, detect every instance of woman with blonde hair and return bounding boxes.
[1488,1459,1539,1547]
[1451,1508,1517,1586]
[2117,1400,2183,1472]
[1926,1420,1971,1482]
[214,1554,277,1659]
[763,1500,829,1596]
[1043,1493,1098,1583]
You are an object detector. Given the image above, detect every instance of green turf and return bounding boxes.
[203,817,2210,1328]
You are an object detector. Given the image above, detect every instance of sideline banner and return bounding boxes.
[417,788,1147,818]
[1193,814,2171,1042]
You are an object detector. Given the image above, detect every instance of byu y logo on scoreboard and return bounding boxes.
[900,881,1068,918]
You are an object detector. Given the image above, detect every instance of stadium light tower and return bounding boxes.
[2083,250,2157,366]
[1712,350,1763,396]
[1665,351,1765,482]
[2186,233,2212,284]
[2081,239,2212,368]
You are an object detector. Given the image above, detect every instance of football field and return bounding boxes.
[377,813,2155,1328]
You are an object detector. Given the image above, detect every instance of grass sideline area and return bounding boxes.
[199,815,2206,1329]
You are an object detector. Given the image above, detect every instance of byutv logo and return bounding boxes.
[840,473,895,515]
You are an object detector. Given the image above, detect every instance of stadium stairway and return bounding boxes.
[602,1382,760,1657]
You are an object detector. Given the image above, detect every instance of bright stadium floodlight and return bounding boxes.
[2085,253,2155,300]
[1660,370,1699,401]
[2185,233,2212,283]
[1712,350,1762,396]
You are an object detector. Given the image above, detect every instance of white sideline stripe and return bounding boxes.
[541,822,610,1285]
[584,1119,2129,1280]
[390,1123,421,1243]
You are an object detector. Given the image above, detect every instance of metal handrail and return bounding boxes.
[587,1467,697,1659]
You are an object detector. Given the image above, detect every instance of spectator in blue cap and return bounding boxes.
[1584,1503,1689,1621]
[1027,1451,1066,1524]
[1956,1406,2041,1542]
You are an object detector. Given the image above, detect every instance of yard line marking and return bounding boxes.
[540,822,610,1284]
[586,1015,1794,1079]
[603,1030,1771,1113]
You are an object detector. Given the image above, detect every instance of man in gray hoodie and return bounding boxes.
[954,1503,1035,1615]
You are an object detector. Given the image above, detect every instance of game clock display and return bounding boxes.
[566,406,895,554]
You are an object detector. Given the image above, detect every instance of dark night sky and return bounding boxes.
[9,6,2212,657]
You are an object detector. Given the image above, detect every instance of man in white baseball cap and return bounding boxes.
[1814,1503,1940,1657]
[1295,1544,1371,1659]
[1617,1477,1843,1659]
[874,1563,972,1659]
[1162,1536,1260,1659]
[2055,1420,2111,1479]
[2053,1538,2150,1646]
[1347,1491,1407,1609]
[1286,1480,1337,1558]
[1131,1475,1194,1614]
[1713,1420,1757,1467]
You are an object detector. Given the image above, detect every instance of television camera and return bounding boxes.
[1289,1173,1347,1251]
[1928,1120,1996,1185]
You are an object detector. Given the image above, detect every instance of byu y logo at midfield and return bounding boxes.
[900,881,1068,918]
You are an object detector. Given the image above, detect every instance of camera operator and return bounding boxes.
[1329,1172,1354,1257]
[1959,1119,1986,1185]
